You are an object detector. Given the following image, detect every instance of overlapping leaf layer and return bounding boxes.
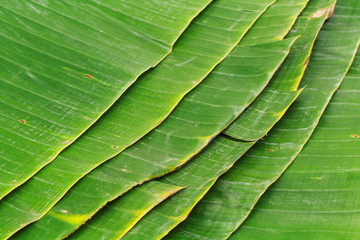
[1,0,359,239]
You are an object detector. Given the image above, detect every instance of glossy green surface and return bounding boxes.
[77,137,253,240]
[238,0,309,46]
[225,89,302,141]
[232,48,360,240]
[14,35,294,240]
[224,0,335,141]
[69,181,183,240]
[110,137,253,240]
[71,37,296,239]
[2,1,359,239]
[119,1,314,238]
[0,0,211,198]
[172,1,360,239]
[6,1,281,238]
[59,1,310,238]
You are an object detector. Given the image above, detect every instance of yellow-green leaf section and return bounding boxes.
[69,181,183,240]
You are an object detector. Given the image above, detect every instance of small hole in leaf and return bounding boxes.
[84,74,93,79]
[19,119,26,124]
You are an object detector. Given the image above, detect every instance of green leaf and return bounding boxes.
[12,30,296,240]
[3,0,279,238]
[61,37,296,240]
[14,0,308,237]
[223,0,336,141]
[66,181,183,240]
[0,0,212,198]
[236,0,310,46]
[116,2,324,239]
[169,1,360,239]
[62,1,311,238]
[230,48,360,240]
[77,137,254,240]
[5,2,358,240]
[224,89,302,141]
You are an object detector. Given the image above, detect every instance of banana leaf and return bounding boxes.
[66,1,311,238]
[119,1,328,239]
[70,137,253,240]
[223,0,336,141]
[14,1,307,236]
[70,37,303,240]
[0,0,211,198]
[224,90,302,141]
[11,32,296,240]
[168,1,360,239]
[237,0,310,46]
[0,0,280,238]
[231,47,360,240]
[68,181,183,240]
[0,0,273,236]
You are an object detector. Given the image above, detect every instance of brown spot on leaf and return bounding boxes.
[112,146,118,149]
[303,57,310,66]
[277,146,281,150]
[311,3,335,20]
[19,119,26,124]
[84,74,93,79]
[326,4,335,20]
[351,134,359,138]
[311,9,327,18]
[266,149,273,152]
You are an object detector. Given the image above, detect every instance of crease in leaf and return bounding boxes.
[120,2,327,239]
[71,32,303,240]
[0,0,212,198]
[2,2,360,238]
[225,88,303,141]
[224,1,336,141]
[69,181,184,240]
[231,43,360,240]
[237,0,309,46]
[168,1,360,239]
[3,0,280,238]
[12,25,296,240]
[111,2,317,238]
[119,137,254,240]
[45,0,316,239]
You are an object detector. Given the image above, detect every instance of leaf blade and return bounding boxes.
[65,181,183,240]
[231,44,360,240]
[69,39,299,240]
[2,0,279,238]
[169,1,360,239]
[0,0,212,198]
